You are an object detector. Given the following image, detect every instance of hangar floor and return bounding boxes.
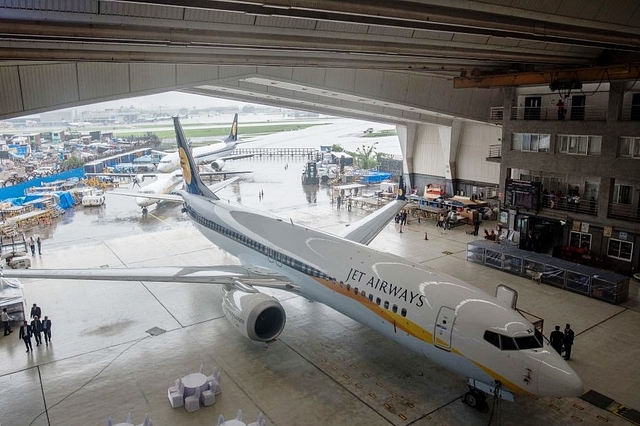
[1,195,639,426]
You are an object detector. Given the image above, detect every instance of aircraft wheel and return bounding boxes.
[463,390,487,411]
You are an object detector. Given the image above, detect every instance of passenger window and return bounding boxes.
[368,294,373,302]
[401,308,407,317]
[376,297,381,305]
[346,284,351,291]
[354,287,359,295]
[483,330,500,349]
[392,305,398,313]
[500,334,518,351]
[383,301,389,309]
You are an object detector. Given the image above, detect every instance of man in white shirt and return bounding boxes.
[2,308,12,335]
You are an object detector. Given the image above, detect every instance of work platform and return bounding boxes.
[0,198,638,426]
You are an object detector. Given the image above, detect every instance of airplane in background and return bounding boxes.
[109,168,249,212]
[156,113,253,173]
[5,117,583,411]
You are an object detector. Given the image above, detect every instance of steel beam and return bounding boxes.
[453,64,640,88]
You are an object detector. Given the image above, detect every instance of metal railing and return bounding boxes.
[540,194,598,216]
[488,144,501,159]
[511,105,607,121]
[608,203,640,223]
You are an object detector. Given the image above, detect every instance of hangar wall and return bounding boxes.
[410,122,500,196]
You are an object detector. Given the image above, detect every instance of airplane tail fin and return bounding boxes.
[173,117,218,199]
[224,113,238,144]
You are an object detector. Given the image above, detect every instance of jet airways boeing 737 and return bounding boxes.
[4,117,583,410]
[156,113,252,173]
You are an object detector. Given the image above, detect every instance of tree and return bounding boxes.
[331,144,344,152]
[355,142,378,169]
[62,155,84,170]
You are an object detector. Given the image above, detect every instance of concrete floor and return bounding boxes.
[1,196,639,426]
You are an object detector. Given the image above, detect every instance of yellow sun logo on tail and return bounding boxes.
[179,147,192,185]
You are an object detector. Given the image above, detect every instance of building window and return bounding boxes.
[570,232,592,249]
[557,135,602,155]
[619,137,640,158]
[607,239,633,262]
[512,133,550,152]
[612,184,633,205]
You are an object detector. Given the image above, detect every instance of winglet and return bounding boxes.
[225,113,238,144]
[173,117,217,199]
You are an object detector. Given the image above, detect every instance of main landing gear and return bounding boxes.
[463,388,488,412]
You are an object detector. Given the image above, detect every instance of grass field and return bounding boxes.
[115,123,329,140]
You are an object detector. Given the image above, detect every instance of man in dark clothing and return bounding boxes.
[30,303,41,319]
[564,324,575,360]
[42,316,52,346]
[36,237,42,255]
[31,316,43,346]
[19,320,33,352]
[550,325,564,355]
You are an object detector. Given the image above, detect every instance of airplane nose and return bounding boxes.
[536,353,583,397]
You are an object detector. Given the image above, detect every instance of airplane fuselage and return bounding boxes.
[182,192,583,399]
[157,143,235,173]
[135,171,183,207]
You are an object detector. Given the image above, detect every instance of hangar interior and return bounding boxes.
[0,1,640,425]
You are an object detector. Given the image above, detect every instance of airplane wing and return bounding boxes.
[338,199,407,245]
[108,190,183,202]
[1,265,298,292]
[200,170,253,177]
[85,172,159,179]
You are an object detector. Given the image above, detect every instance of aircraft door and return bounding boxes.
[434,306,456,351]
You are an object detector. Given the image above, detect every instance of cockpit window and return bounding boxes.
[500,335,517,351]
[515,329,544,350]
[483,330,500,349]
[485,329,542,351]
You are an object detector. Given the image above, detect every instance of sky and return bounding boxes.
[64,91,256,113]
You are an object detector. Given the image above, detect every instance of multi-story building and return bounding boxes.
[495,82,640,275]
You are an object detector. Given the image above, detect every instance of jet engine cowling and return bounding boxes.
[210,159,226,171]
[222,289,286,342]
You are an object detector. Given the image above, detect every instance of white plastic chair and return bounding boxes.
[248,412,266,426]
[200,381,216,406]
[167,378,184,408]
[184,387,201,412]
[207,369,222,395]
[532,271,542,284]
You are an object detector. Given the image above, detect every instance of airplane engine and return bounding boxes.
[222,289,286,342]
[211,159,226,171]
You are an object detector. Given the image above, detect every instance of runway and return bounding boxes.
[0,142,639,425]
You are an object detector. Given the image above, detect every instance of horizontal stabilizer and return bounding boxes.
[108,190,183,203]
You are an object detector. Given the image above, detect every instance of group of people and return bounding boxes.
[436,210,458,230]
[18,303,52,353]
[549,324,575,360]
[29,236,42,256]
[394,211,408,232]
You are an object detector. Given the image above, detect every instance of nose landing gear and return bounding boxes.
[463,388,488,412]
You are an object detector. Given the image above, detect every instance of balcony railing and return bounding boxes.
[540,194,598,216]
[608,203,640,223]
[487,144,501,159]
[489,105,608,121]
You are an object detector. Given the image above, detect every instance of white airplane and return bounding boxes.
[4,117,583,411]
[110,168,249,211]
[156,113,252,173]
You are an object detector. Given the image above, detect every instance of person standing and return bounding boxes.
[2,308,13,335]
[36,237,42,255]
[473,214,480,236]
[30,303,41,319]
[31,316,43,347]
[556,98,566,120]
[42,316,52,346]
[29,237,36,256]
[19,320,33,353]
[549,325,564,355]
[564,324,575,360]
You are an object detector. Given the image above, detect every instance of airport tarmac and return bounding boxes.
[1,158,640,425]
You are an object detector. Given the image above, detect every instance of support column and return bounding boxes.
[397,123,417,191]
[439,120,462,196]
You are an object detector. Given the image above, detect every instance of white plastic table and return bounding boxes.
[182,372,208,397]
